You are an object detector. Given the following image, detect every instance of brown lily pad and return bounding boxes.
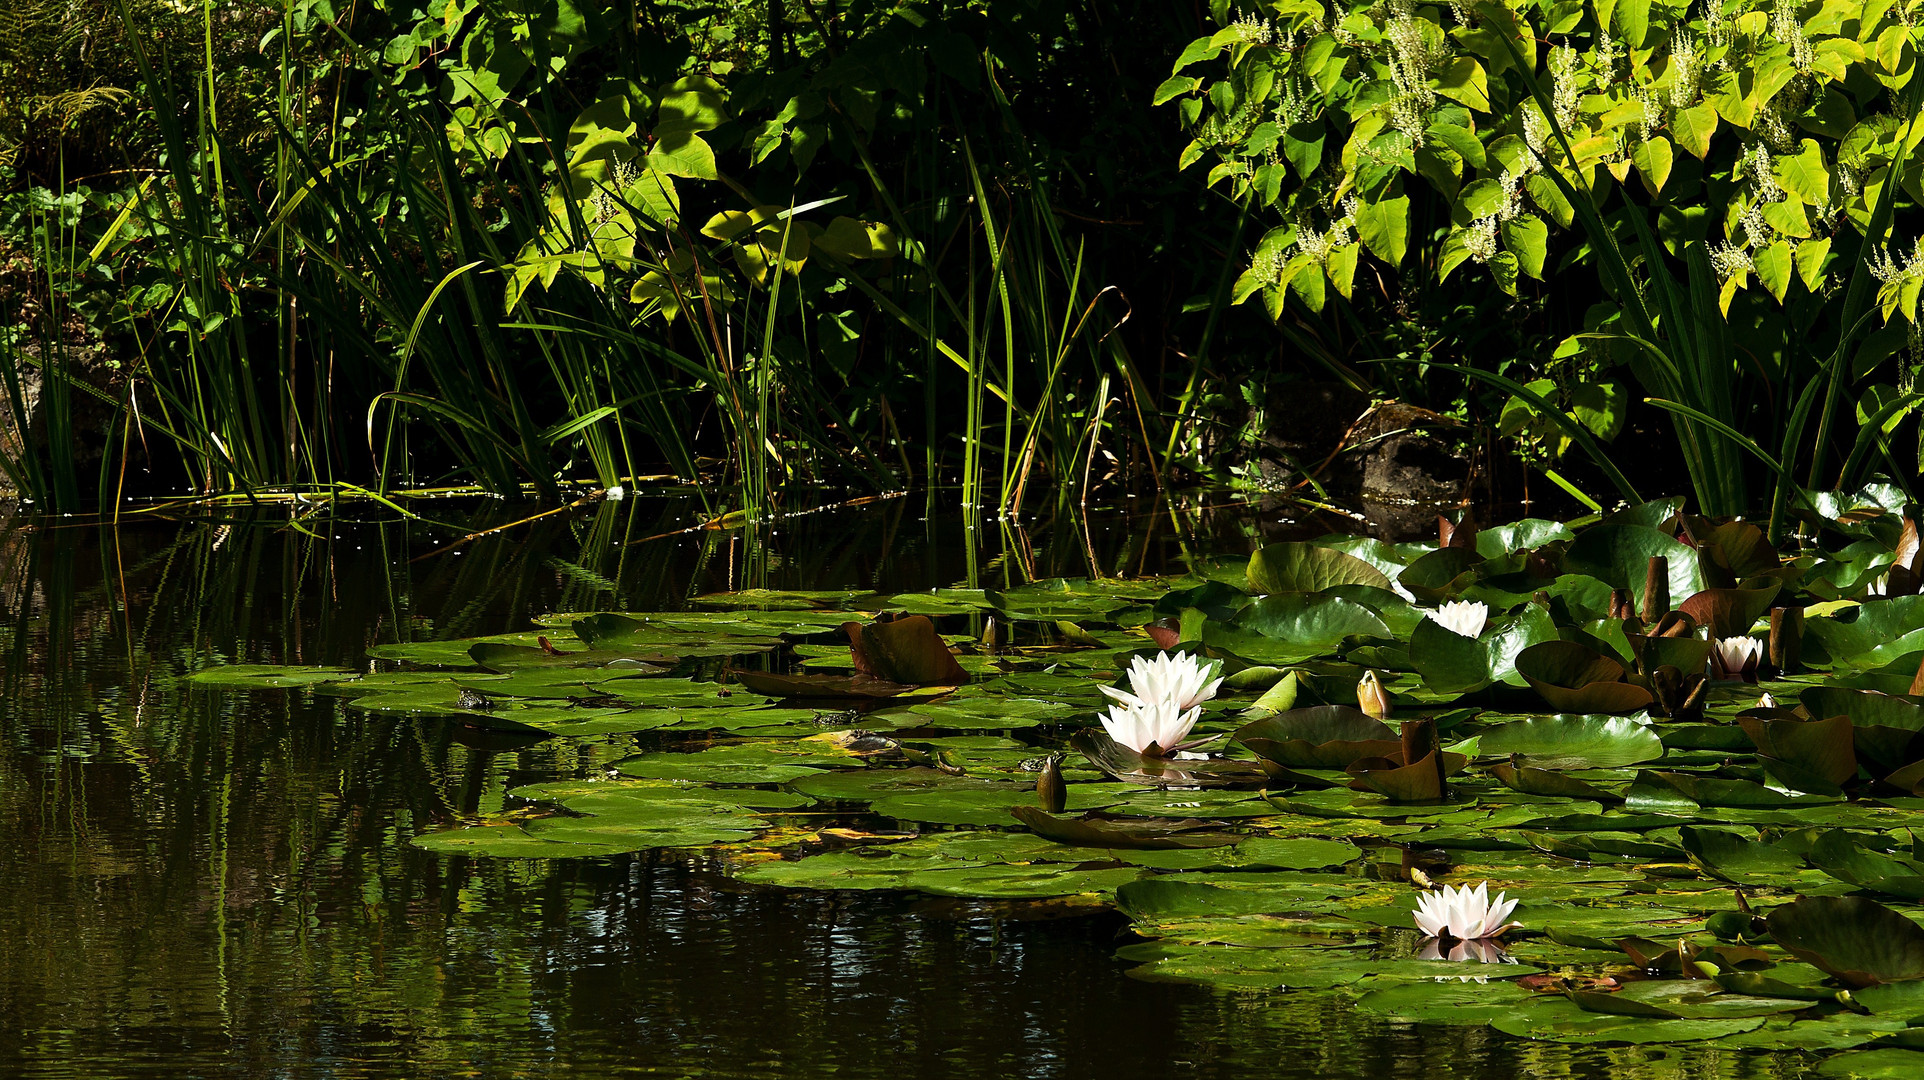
[845,615,970,685]
[1517,641,1656,713]
[1010,805,1243,849]
[733,671,914,699]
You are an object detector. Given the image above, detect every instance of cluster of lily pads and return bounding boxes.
[197,493,1924,1066]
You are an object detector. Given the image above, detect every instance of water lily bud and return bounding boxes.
[981,615,1006,649]
[1036,753,1066,814]
[1641,555,1670,624]
[1769,606,1802,673]
[1609,588,1635,623]
[1357,670,1393,720]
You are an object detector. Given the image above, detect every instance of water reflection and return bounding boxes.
[0,495,1813,1078]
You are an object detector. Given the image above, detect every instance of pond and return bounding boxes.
[0,493,1860,1078]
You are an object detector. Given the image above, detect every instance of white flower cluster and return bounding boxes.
[1720,142,1787,258]
[1227,14,1275,45]
[1548,45,1581,133]
[1869,237,1924,287]
[1465,170,1528,264]
[1634,85,1664,141]
[1522,107,1551,156]
[1464,217,1500,262]
[1668,31,1702,112]
[1772,0,1814,72]
[1292,198,1357,265]
[1708,242,1756,283]
[1384,6,1446,146]
[1275,78,1315,127]
[1248,244,1288,288]
[1702,0,1731,51]
[1593,25,1619,81]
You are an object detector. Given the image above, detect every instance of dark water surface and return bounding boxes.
[0,494,1811,1078]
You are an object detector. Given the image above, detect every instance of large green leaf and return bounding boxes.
[1408,604,1558,693]
[1562,525,1705,612]
[1476,714,1665,768]
[1767,896,1924,987]
[1807,597,1924,669]
[1247,543,1392,594]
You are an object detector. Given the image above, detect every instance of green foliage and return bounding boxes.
[1170,0,1924,516]
[1,0,1234,512]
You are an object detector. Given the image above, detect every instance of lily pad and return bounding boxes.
[187,663,356,688]
[1516,641,1655,713]
[1010,806,1242,849]
[1766,895,1924,987]
[1233,706,1401,772]
[1807,596,1924,669]
[1408,605,1558,694]
[1490,993,1764,1044]
[1247,542,1392,594]
[1475,714,1666,769]
[1562,524,1706,615]
[1213,594,1394,661]
[1817,1050,1924,1078]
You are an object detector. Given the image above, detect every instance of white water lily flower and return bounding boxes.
[1759,692,1777,710]
[1867,572,1891,598]
[1426,600,1488,639]
[1099,651,1224,712]
[1412,881,1520,941]
[1099,699,1207,757]
[1712,635,1764,681]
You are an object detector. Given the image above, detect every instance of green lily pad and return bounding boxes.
[413,784,766,857]
[1352,978,1537,1023]
[1011,807,1242,849]
[901,695,1078,730]
[1817,1049,1924,1078]
[1626,771,1835,811]
[1678,583,1782,640]
[1476,714,1665,769]
[1248,542,1392,594]
[1475,519,1578,557]
[1395,547,1485,604]
[1562,524,1706,613]
[1408,605,1558,694]
[1808,831,1924,900]
[1210,595,1394,662]
[1490,993,1764,1044]
[1233,706,1400,771]
[1767,895,1924,987]
[188,663,356,688]
[1679,826,1808,884]
[614,743,853,784]
[1807,596,1924,669]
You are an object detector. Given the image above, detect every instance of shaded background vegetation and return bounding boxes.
[0,0,1558,519]
[10,0,1914,525]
